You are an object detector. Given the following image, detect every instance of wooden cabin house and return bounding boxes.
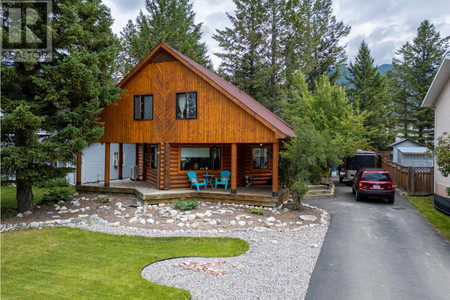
[77,43,295,198]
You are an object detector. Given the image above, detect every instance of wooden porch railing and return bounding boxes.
[380,157,434,195]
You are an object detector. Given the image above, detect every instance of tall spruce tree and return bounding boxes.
[284,0,350,89]
[1,0,121,212]
[346,41,394,150]
[387,20,449,145]
[116,0,211,80]
[213,0,268,107]
[213,0,350,114]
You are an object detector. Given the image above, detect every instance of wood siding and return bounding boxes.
[166,143,275,189]
[99,59,277,144]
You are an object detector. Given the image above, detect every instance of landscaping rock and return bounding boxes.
[191,222,200,229]
[300,215,317,221]
[16,213,24,218]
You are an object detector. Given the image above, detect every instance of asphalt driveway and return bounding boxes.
[305,179,450,300]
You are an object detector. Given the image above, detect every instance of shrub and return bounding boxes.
[248,207,264,215]
[98,196,110,203]
[36,177,69,188]
[40,189,70,205]
[174,199,199,211]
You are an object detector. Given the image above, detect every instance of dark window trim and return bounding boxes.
[150,146,158,169]
[176,91,197,120]
[134,94,154,120]
[251,146,270,170]
[178,146,222,172]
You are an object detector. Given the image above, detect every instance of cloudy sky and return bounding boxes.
[104,0,450,68]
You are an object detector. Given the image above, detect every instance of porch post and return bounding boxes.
[231,143,237,194]
[76,154,82,186]
[118,143,123,180]
[104,143,110,187]
[272,142,279,197]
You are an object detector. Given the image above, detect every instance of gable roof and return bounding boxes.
[118,43,296,138]
[422,53,450,108]
[388,138,425,148]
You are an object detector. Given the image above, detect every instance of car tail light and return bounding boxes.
[359,182,363,190]
[391,183,395,192]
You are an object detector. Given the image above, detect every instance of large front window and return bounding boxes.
[180,147,221,171]
[176,92,197,119]
[252,147,269,169]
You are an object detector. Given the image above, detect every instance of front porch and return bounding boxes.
[76,180,289,207]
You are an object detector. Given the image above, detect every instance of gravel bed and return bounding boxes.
[141,225,328,300]
[59,205,329,300]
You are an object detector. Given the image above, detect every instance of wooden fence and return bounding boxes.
[380,158,434,195]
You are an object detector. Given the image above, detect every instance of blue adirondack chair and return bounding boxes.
[187,171,207,191]
[215,170,231,190]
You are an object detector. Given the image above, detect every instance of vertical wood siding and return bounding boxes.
[99,59,277,144]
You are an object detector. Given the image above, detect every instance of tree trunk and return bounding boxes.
[17,179,34,213]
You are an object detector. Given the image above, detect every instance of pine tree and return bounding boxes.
[284,0,350,89]
[213,0,268,107]
[213,0,350,114]
[114,20,139,83]
[387,43,414,139]
[1,0,121,212]
[388,20,449,145]
[346,41,394,150]
[116,0,211,80]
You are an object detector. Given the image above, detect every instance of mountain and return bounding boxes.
[337,64,393,85]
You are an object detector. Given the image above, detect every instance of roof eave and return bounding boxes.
[422,54,450,107]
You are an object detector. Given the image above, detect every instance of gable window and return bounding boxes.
[180,147,221,171]
[134,94,153,120]
[176,92,197,119]
[252,147,269,169]
[150,146,158,169]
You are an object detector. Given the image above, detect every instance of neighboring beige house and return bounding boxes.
[422,53,450,211]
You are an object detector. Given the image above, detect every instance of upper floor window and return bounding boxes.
[176,92,197,119]
[252,147,269,169]
[134,94,153,120]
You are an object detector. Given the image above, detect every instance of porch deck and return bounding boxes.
[76,180,289,207]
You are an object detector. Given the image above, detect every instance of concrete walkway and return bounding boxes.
[305,180,450,300]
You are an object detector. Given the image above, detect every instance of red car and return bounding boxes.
[352,168,395,204]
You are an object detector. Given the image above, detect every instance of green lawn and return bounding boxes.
[404,195,450,240]
[1,227,249,299]
[1,186,75,218]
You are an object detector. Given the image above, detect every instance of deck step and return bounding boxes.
[307,185,329,191]
[304,184,336,200]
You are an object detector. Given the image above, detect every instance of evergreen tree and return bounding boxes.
[387,20,449,145]
[284,0,350,89]
[213,0,268,107]
[346,41,394,150]
[114,20,139,83]
[116,0,211,80]
[1,0,121,212]
[387,43,414,139]
[213,0,350,114]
